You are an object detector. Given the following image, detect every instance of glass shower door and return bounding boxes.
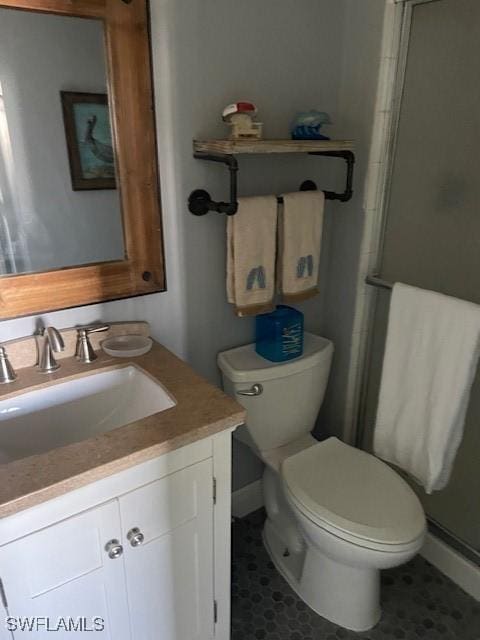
[361,0,480,560]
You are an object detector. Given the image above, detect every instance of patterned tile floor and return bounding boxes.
[231,510,480,640]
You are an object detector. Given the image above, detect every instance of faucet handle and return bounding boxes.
[0,346,16,384]
[77,324,110,335]
[75,324,110,364]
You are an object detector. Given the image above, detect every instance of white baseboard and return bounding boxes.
[232,479,264,519]
[421,532,480,601]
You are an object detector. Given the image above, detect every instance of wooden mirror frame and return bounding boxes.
[0,0,165,319]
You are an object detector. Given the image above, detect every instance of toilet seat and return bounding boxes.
[282,437,425,551]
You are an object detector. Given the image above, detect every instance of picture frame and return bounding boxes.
[61,91,116,190]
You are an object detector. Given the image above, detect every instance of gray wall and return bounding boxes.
[0,0,387,492]
[0,11,124,274]
[150,0,350,488]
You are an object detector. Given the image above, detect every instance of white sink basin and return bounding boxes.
[0,366,175,463]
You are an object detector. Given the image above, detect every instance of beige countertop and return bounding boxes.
[0,340,245,518]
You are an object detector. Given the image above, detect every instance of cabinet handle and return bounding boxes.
[237,383,263,397]
[127,527,145,547]
[105,539,124,559]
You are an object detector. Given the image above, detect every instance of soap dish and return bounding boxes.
[101,335,153,358]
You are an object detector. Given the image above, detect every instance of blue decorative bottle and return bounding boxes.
[255,306,304,362]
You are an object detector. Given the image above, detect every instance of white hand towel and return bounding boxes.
[226,196,277,317]
[278,191,325,303]
[374,282,480,493]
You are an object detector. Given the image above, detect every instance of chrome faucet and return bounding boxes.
[36,327,65,373]
[0,346,16,383]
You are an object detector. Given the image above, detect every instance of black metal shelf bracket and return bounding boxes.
[309,150,355,203]
[188,149,355,216]
[189,153,239,216]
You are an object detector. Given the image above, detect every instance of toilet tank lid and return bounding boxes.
[217,332,333,383]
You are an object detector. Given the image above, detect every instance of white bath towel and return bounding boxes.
[226,196,277,317]
[374,282,480,493]
[278,191,325,303]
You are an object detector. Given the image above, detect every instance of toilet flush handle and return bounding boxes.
[237,383,263,397]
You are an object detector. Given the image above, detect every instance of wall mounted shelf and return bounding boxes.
[193,139,354,155]
[188,139,355,216]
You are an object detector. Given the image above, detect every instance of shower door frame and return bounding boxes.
[357,0,444,447]
[356,0,480,565]
[367,0,445,286]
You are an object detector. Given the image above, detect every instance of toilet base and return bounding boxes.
[263,518,381,631]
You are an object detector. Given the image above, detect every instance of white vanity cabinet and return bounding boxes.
[119,458,214,640]
[0,500,131,639]
[0,432,233,640]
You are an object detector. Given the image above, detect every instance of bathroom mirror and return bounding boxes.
[0,0,165,319]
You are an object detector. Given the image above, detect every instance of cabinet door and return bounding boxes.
[119,459,214,640]
[0,500,130,639]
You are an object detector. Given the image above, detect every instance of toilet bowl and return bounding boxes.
[279,437,425,630]
[218,333,426,631]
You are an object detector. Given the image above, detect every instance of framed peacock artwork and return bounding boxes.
[61,91,116,190]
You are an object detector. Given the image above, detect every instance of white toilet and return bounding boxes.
[218,332,426,632]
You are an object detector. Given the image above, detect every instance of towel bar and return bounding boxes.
[188,149,355,216]
[365,275,393,290]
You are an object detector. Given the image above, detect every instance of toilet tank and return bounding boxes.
[218,332,333,453]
